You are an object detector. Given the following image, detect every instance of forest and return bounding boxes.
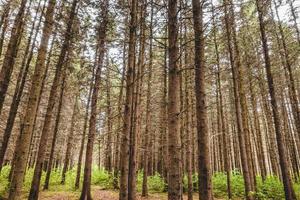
[0,0,299,199]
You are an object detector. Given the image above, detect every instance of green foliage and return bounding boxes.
[0,165,299,200]
[294,182,300,199]
[183,174,198,192]
[64,168,77,191]
[212,172,230,198]
[0,165,10,196]
[147,173,166,192]
[256,176,285,199]
[91,167,114,189]
[136,171,166,193]
[212,171,245,198]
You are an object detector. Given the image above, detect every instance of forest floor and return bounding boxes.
[36,186,208,200]
[40,188,178,200]
[1,189,226,200]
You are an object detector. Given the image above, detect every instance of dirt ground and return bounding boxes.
[38,187,202,200]
[0,186,224,200]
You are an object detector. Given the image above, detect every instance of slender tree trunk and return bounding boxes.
[119,0,137,198]
[61,95,78,184]
[28,0,78,198]
[113,39,126,189]
[211,2,231,196]
[255,0,297,199]
[288,0,300,45]
[75,66,93,190]
[192,0,213,199]
[272,0,300,143]
[43,69,66,190]
[0,0,28,114]
[142,3,153,196]
[105,64,113,172]
[167,0,182,199]
[8,0,56,198]
[0,0,44,171]
[0,1,11,57]
[80,1,108,199]
[223,0,255,198]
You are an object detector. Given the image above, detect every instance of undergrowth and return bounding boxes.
[0,165,299,199]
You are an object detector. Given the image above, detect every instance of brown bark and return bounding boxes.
[0,0,28,114]
[255,0,297,199]
[105,65,113,172]
[223,0,255,198]
[288,0,300,45]
[212,3,231,196]
[61,94,78,184]
[142,3,153,196]
[79,1,108,198]
[0,1,11,57]
[0,0,44,171]
[75,66,93,190]
[192,0,213,199]
[119,0,137,198]
[8,0,56,198]
[167,0,182,199]
[43,68,66,190]
[272,0,300,145]
[28,0,78,198]
[113,39,126,189]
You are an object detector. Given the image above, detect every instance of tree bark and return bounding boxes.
[79,1,108,198]
[119,0,137,199]
[28,0,78,198]
[255,0,297,199]
[75,65,93,190]
[61,94,78,184]
[192,0,213,199]
[142,2,153,196]
[167,0,182,199]
[8,0,56,198]
[43,68,66,190]
[0,0,28,114]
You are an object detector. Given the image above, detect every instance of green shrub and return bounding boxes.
[212,172,229,198]
[64,168,77,191]
[256,176,285,199]
[183,174,198,193]
[212,171,245,198]
[136,171,166,193]
[91,167,113,189]
[294,182,300,199]
[148,173,166,192]
[0,165,10,197]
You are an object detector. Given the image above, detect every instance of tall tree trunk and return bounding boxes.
[0,0,28,114]
[223,0,255,198]
[105,63,113,172]
[61,94,78,184]
[255,0,297,199]
[28,0,78,198]
[119,0,137,198]
[288,0,300,45]
[8,0,56,198]
[212,2,231,196]
[0,1,11,57]
[112,39,126,190]
[167,0,182,199]
[75,66,93,190]
[272,0,300,144]
[192,0,213,199]
[142,2,153,196]
[79,1,108,199]
[43,69,66,190]
[0,0,44,171]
